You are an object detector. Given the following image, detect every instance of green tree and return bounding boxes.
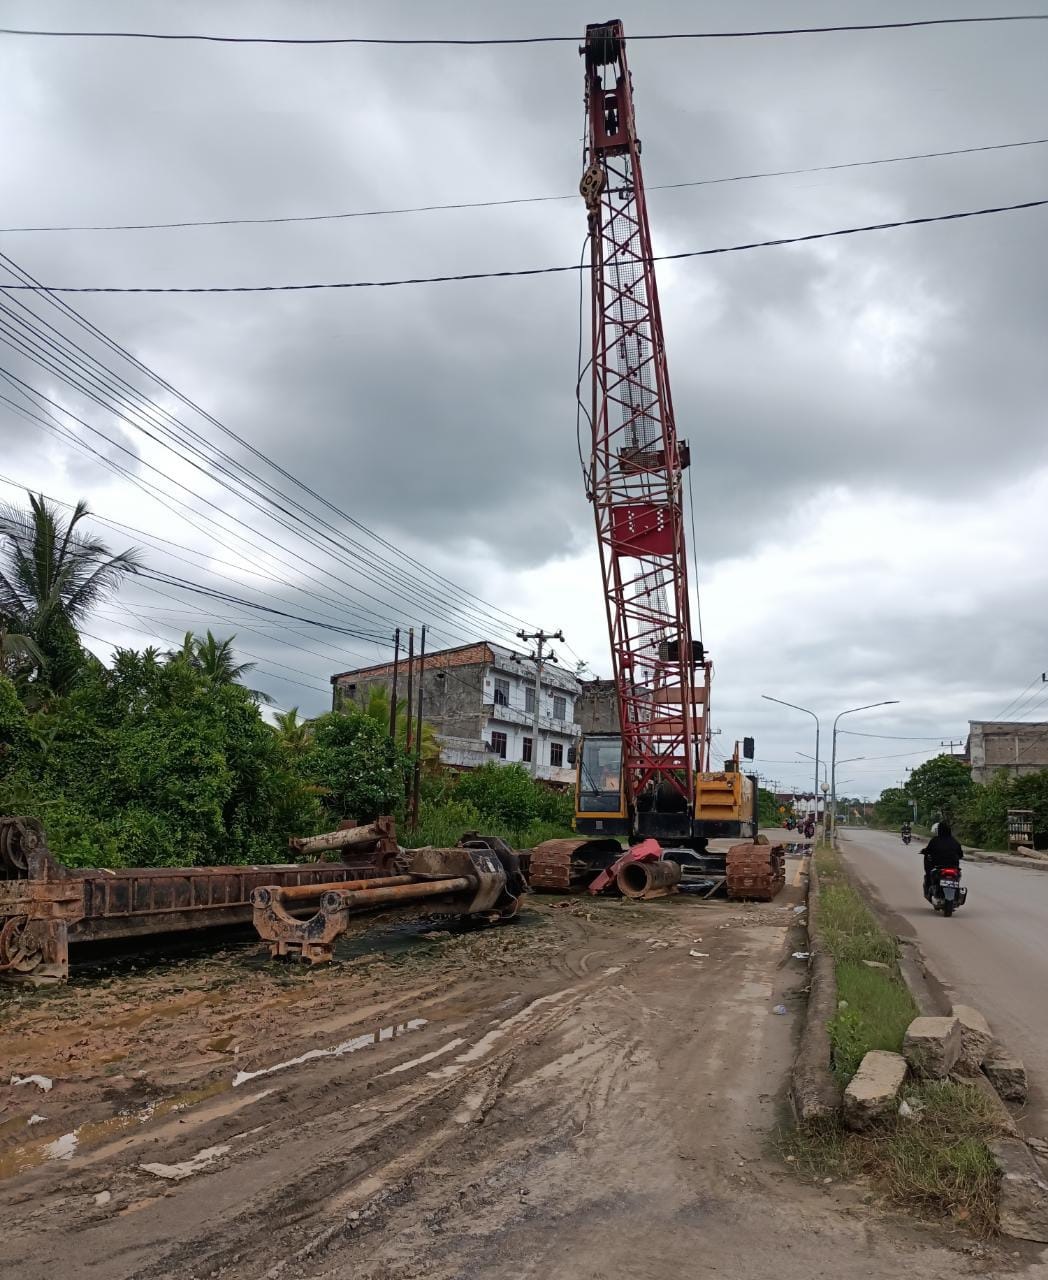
[455,763,539,829]
[166,630,272,704]
[874,786,913,826]
[300,709,407,824]
[757,787,781,827]
[361,685,441,768]
[271,706,313,756]
[904,754,972,824]
[0,493,140,695]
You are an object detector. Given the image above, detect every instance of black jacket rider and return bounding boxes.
[921,821,963,891]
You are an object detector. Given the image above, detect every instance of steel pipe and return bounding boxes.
[321,876,473,913]
[260,875,413,905]
[617,859,682,899]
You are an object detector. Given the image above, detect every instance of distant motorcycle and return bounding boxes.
[902,833,912,846]
[924,865,967,918]
[803,820,815,839]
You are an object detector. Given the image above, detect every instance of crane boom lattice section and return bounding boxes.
[581,19,708,807]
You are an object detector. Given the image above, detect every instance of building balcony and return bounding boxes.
[483,702,578,735]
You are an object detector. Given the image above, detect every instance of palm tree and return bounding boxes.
[362,686,441,768]
[0,493,140,693]
[272,706,312,756]
[166,630,272,704]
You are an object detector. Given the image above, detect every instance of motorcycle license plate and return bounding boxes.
[942,884,957,900]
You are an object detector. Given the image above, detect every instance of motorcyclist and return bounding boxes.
[921,820,963,896]
[900,820,911,839]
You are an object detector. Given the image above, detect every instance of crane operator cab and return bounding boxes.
[574,735,629,836]
[571,734,758,844]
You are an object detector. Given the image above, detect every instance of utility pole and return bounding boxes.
[388,628,401,741]
[516,628,564,778]
[404,628,415,754]
[410,626,427,830]
[940,739,963,756]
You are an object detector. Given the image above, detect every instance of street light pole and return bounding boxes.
[762,695,820,828]
[831,701,899,840]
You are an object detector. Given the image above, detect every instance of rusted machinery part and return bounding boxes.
[287,816,398,859]
[616,858,682,900]
[0,817,47,878]
[319,876,472,912]
[725,842,786,902]
[458,833,528,900]
[251,875,414,908]
[0,915,45,972]
[528,838,623,892]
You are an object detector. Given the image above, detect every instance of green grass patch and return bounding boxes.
[781,1081,1002,1235]
[829,962,919,1081]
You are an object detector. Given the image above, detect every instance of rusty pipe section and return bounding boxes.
[319,876,471,912]
[252,846,522,966]
[252,875,413,907]
[287,816,398,858]
[617,859,682,899]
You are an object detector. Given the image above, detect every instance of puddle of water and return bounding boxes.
[140,1142,230,1181]
[232,1017,428,1087]
[0,1077,230,1181]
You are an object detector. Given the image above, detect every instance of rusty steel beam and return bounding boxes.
[0,816,401,984]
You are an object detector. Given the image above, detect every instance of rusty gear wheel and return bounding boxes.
[0,817,45,877]
[0,915,45,973]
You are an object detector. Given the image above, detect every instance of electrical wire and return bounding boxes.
[837,730,962,741]
[6,136,1046,233]
[0,300,530,651]
[0,249,539,645]
[3,16,1046,43]
[5,197,1044,292]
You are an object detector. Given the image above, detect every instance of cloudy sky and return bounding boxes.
[2,0,1047,797]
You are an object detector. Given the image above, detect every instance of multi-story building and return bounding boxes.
[967,721,1048,784]
[330,641,581,785]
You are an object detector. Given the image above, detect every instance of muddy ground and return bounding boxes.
[0,860,1029,1280]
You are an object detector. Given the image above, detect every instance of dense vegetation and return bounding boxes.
[0,491,576,869]
[874,751,1048,849]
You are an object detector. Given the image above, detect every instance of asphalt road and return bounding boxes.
[839,826,1048,1130]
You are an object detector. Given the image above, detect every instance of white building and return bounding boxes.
[331,640,581,785]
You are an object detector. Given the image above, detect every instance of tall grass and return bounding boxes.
[401,799,574,850]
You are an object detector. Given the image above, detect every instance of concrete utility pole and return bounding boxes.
[516,628,565,778]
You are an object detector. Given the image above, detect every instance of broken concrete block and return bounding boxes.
[861,960,890,971]
[843,1050,908,1130]
[991,1139,1048,1242]
[985,1051,1028,1103]
[951,1005,993,1075]
[903,1016,961,1078]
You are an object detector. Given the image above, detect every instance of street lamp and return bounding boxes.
[762,695,820,828]
[831,701,899,839]
[798,751,864,827]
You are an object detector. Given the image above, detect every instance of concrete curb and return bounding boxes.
[790,855,843,1125]
[963,848,1048,871]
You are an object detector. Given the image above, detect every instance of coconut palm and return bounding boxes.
[272,706,312,756]
[166,630,272,704]
[0,493,140,693]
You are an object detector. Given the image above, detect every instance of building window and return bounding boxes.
[494,677,510,707]
[550,742,564,767]
[491,731,507,759]
[525,685,536,713]
[522,736,533,763]
[552,694,567,721]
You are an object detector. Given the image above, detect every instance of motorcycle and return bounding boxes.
[901,832,912,845]
[924,865,967,917]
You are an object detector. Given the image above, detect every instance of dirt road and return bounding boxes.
[0,870,1000,1279]
[839,827,1048,1132]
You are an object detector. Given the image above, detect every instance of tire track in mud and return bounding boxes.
[80,963,639,1280]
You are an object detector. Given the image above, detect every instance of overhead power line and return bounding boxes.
[2,16,1047,44]
[4,197,1044,293]
[5,136,1046,234]
[0,249,538,648]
